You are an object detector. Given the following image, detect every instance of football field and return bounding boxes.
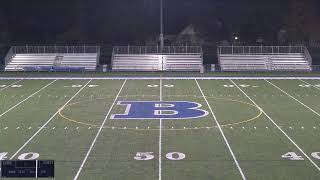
[1,77,320,180]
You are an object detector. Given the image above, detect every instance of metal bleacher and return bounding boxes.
[112,46,203,71]
[5,54,56,71]
[4,46,99,71]
[218,46,312,71]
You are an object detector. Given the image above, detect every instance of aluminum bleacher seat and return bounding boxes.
[112,54,160,71]
[59,54,98,71]
[4,46,99,71]
[219,54,268,71]
[5,54,56,71]
[218,46,312,71]
[165,55,202,71]
[112,46,203,71]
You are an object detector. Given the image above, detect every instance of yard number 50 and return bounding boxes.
[134,152,185,161]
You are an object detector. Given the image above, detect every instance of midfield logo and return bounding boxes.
[111,101,208,119]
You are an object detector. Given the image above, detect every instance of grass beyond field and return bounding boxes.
[1,77,320,180]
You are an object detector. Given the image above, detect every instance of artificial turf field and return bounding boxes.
[1,77,320,179]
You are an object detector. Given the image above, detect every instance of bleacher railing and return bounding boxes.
[304,47,313,65]
[12,46,100,54]
[4,47,14,66]
[113,46,202,54]
[218,46,305,55]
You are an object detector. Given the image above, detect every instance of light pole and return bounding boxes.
[160,0,164,51]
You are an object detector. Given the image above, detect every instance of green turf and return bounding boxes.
[1,78,320,179]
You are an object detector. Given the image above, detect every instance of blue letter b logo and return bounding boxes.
[111,101,208,119]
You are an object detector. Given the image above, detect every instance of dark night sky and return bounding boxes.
[0,0,319,44]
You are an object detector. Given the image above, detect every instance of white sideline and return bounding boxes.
[230,79,320,172]
[0,79,23,92]
[1,76,320,80]
[0,79,57,119]
[73,79,127,180]
[9,79,92,159]
[195,79,247,180]
[265,80,320,118]
[159,78,162,180]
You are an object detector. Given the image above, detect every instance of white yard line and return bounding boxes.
[0,79,57,119]
[195,79,247,180]
[9,79,92,159]
[265,80,320,118]
[159,77,163,180]
[73,79,127,180]
[230,79,320,172]
[0,79,23,92]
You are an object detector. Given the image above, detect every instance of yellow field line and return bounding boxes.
[58,96,263,131]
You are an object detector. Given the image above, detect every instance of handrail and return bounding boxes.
[218,46,305,55]
[4,47,14,66]
[113,46,202,55]
[12,45,100,54]
[304,47,313,65]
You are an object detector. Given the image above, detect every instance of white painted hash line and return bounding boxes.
[73,79,127,180]
[9,79,93,159]
[195,79,247,180]
[265,80,320,118]
[230,79,320,172]
[0,79,57,119]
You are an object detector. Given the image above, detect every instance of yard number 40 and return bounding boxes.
[0,152,39,160]
[282,152,320,161]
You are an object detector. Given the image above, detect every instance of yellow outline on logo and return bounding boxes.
[58,96,263,131]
